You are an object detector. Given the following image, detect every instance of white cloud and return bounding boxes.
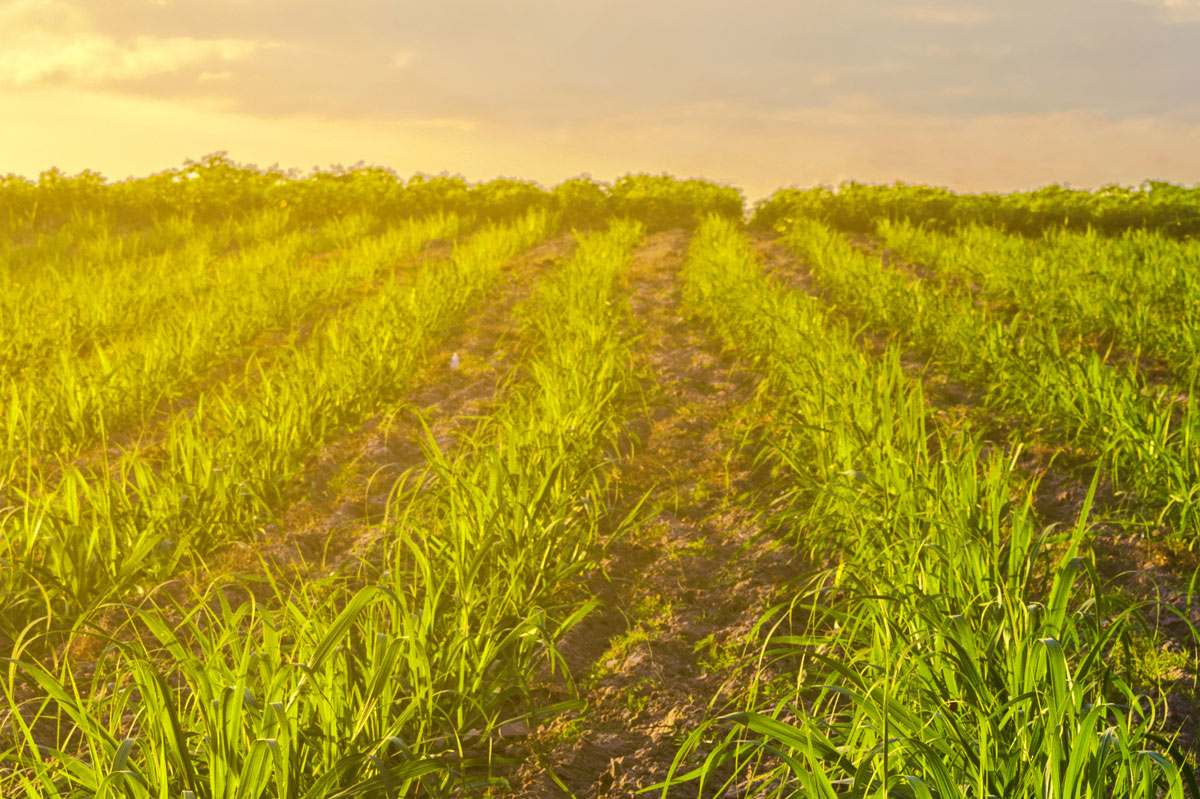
[0,34,260,87]
[0,1,261,87]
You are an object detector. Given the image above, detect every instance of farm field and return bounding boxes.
[1,160,1200,798]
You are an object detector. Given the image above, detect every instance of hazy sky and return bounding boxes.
[2,0,1199,202]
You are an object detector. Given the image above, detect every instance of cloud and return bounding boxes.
[391,50,418,70]
[11,0,1193,127]
[3,0,1200,198]
[0,0,262,88]
[919,43,1013,58]
[886,4,996,25]
[1127,0,1200,21]
[0,35,260,87]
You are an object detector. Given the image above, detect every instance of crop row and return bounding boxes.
[0,219,645,797]
[2,212,464,470]
[777,218,1200,543]
[872,220,1200,386]
[667,216,1191,797]
[1,208,277,280]
[0,211,547,640]
[1,209,362,385]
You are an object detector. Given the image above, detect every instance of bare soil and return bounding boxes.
[503,230,801,797]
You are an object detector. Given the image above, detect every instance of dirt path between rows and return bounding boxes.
[504,230,801,797]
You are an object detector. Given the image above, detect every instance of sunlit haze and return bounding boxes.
[3,0,1200,202]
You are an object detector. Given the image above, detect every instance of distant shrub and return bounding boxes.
[751,180,1200,237]
[1,155,748,237]
[609,174,744,230]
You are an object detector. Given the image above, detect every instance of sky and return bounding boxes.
[2,0,1199,204]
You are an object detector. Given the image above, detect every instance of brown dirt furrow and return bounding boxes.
[505,230,801,798]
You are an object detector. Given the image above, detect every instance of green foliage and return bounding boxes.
[0,220,645,796]
[1,155,742,238]
[665,216,1196,798]
[873,219,1200,383]
[777,217,1200,543]
[608,173,744,230]
[0,211,547,637]
[551,177,611,229]
[752,180,1200,237]
[4,167,1199,796]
